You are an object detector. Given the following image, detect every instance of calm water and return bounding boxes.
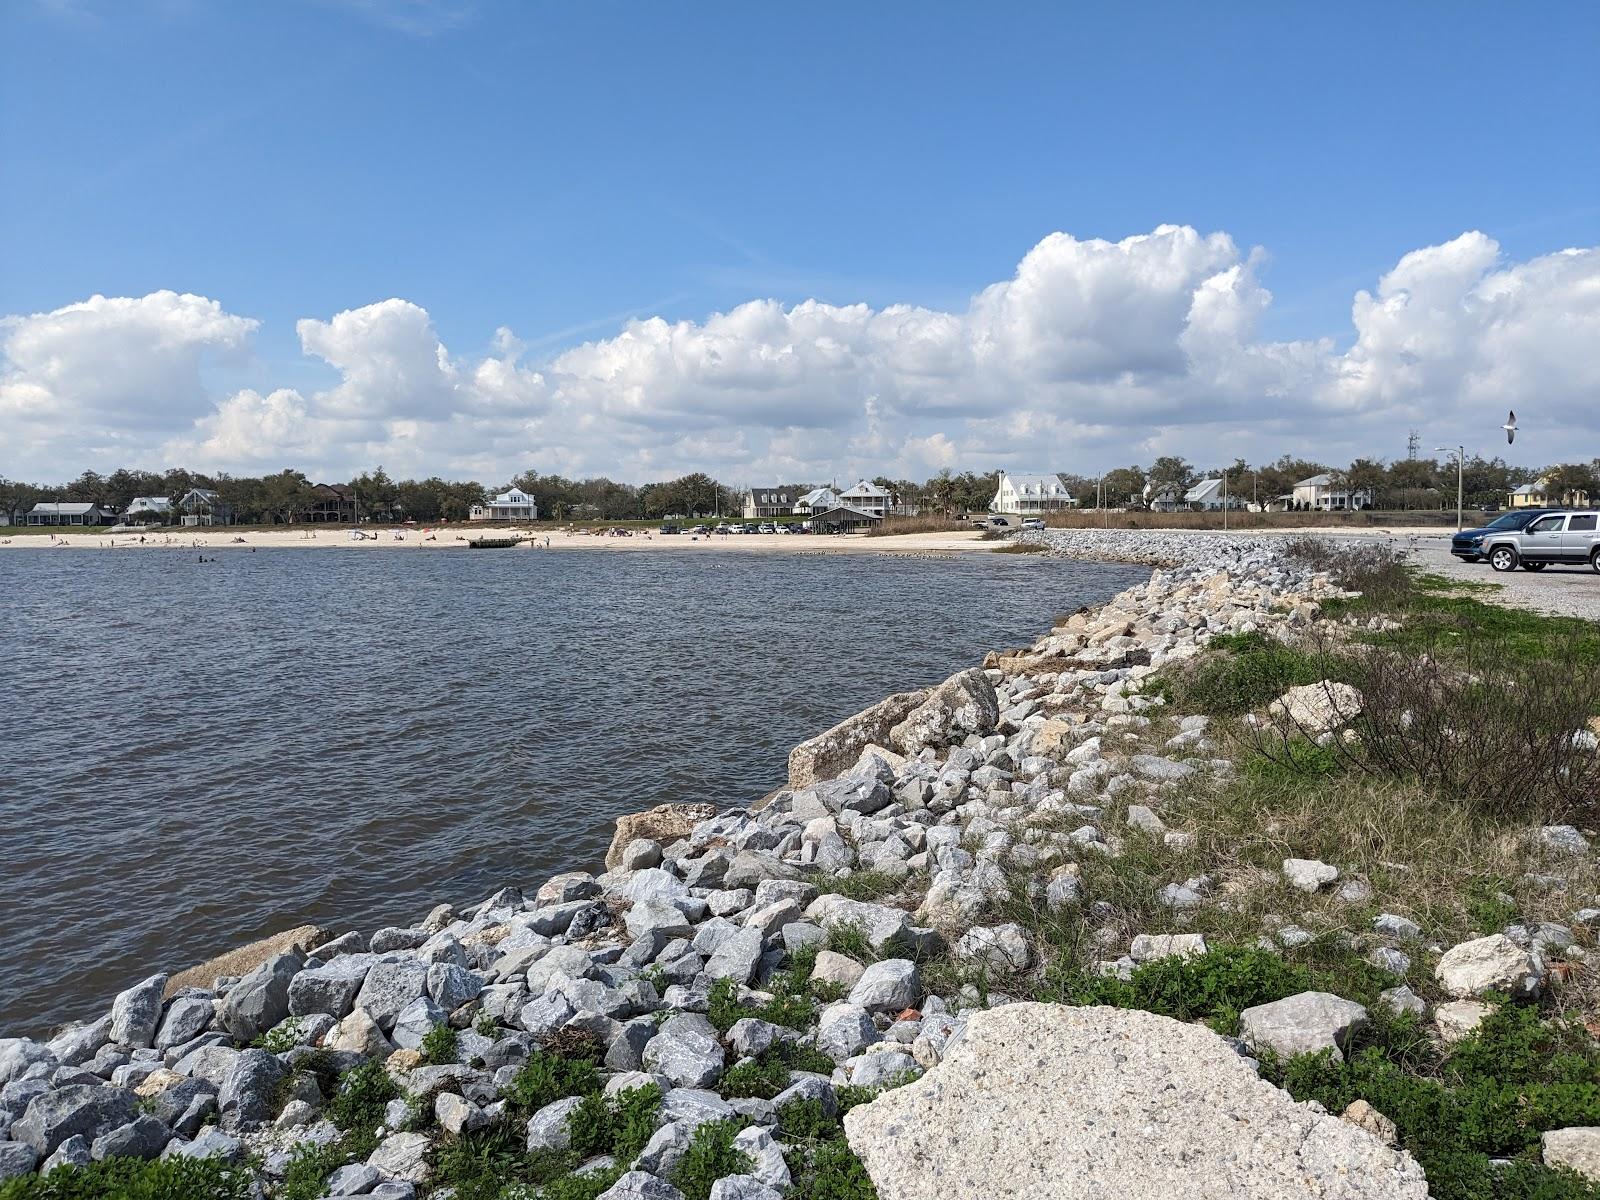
[0,547,1146,1034]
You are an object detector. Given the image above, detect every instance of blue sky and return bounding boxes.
[3,1,1598,483]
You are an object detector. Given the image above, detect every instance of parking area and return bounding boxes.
[1346,532,1600,622]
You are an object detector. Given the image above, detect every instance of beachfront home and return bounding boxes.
[839,480,890,518]
[1510,480,1591,509]
[990,472,1075,515]
[809,504,883,533]
[741,487,799,519]
[794,486,843,516]
[121,496,174,524]
[1292,474,1374,512]
[178,487,232,526]
[1181,479,1245,511]
[470,487,539,521]
[25,502,117,526]
[303,483,359,523]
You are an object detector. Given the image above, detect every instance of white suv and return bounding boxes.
[1482,510,1600,572]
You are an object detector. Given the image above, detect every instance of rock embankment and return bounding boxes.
[0,531,1509,1198]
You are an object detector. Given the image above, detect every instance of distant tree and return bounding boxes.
[1145,456,1196,501]
[1098,465,1146,508]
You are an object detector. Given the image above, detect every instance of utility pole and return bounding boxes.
[1222,471,1229,531]
[1435,445,1465,531]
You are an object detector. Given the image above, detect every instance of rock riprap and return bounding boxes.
[843,1003,1428,1200]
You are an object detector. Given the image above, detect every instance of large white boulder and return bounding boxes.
[843,1003,1427,1200]
[1269,681,1363,735]
[1434,934,1543,999]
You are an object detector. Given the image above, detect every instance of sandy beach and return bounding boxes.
[0,526,1001,554]
[0,522,1457,555]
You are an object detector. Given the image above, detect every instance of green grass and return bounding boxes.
[1269,1003,1600,1199]
[0,1158,253,1200]
[420,1022,459,1065]
[502,1049,602,1114]
[1327,571,1600,667]
[1167,631,1343,716]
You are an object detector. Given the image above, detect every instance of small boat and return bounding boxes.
[466,535,525,549]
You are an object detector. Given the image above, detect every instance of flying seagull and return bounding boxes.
[1503,410,1518,444]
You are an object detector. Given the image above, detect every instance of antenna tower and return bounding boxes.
[1406,430,1420,461]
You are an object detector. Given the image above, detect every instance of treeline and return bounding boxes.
[5,452,1597,525]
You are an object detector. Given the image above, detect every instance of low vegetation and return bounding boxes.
[0,1158,253,1200]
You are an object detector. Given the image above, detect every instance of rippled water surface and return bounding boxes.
[0,547,1147,1033]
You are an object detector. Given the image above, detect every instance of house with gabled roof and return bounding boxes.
[839,480,890,518]
[25,502,117,526]
[990,471,1074,515]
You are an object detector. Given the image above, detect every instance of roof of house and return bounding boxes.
[1000,472,1071,496]
[1184,479,1222,502]
[840,480,889,498]
[127,496,173,511]
[29,502,107,515]
[1296,474,1332,488]
[180,487,222,503]
[491,488,535,504]
[1511,483,1541,496]
[798,487,842,505]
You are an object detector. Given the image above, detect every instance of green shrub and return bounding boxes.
[565,1091,616,1158]
[536,1166,628,1200]
[327,1060,400,1139]
[670,1121,753,1200]
[1060,945,1313,1033]
[474,1009,500,1038]
[251,1017,304,1053]
[822,922,876,964]
[421,1022,459,1065]
[720,1053,792,1100]
[777,1096,838,1141]
[1178,632,1333,716]
[503,1050,602,1114]
[611,1084,665,1162]
[707,976,814,1035]
[803,1139,880,1200]
[429,1122,578,1200]
[278,1140,353,1200]
[0,1157,253,1200]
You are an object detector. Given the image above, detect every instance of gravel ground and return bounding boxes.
[1339,531,1600,621]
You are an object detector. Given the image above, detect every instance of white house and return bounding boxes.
[1292,474,1373,512]
[839,480,890,518]
[989,472,1074,515]
[471,487,539,521]
[742,487,798,519]
[1181,479,1245,510]
[25,502,117,526]
[122,496,174,524]
[794,487,843,516]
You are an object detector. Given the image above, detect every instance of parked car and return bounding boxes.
[1451,508,1561,561]
[1021,517,1045,530]
[758,523,776,534]
[1482,510,1600,572]
[658,523,680,534]
[987,516,1010,527]
[690,524,709,535]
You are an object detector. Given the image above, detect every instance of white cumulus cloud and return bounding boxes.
[4,226,1598,486]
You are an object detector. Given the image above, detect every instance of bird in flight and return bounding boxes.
[1503,410,1518,444]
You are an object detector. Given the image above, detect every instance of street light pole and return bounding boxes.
[1435,445,1465,531]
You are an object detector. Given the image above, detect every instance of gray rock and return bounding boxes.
[426,962,482,1013]
[804,896,913,955]
[843,1003,1427,1200]
[1238,991,1369,1061]
[731,1124,790,1189]
[12,1084,139,1156]
[1128,755,1195,782]
[218,1048,287,1130]
[1536,826,1591,856]
[704,927,765,986]
[525,1095,585,1151]
[90,1114,171,1160]
[366,1131,431,1183]
[889,668,999,756]
[354,960,430,1031]
[1128,933,1207,963]
[816,1003,879,1062]
[1378,986,1427,1019]
[289,955,374,1018]
[164,1127,243,1161]
[47,1019,110,1068]
[0,1041,57,1089]
[709,1177,783,1200]
[596,1171,689,1200]
[370,927,429,953]
[109,973,169,1049]
[219,952,303,1042]
[391,996,449,1051]
[1542,1127,1600,1181]
[1374,914,1421,940]
[154,997,214,1049]
[435,1092,487,1137]
[954,925,1032,973]
[847,960,921,1012]
[151,1077,219,1136]
[326,1162,382,1194]
[0,1141,38,1181]
[40,1134,91,1172]
[626,902,695,942]
[642,1015,725,1088]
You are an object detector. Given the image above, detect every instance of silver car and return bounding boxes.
[1482,510,1600,572]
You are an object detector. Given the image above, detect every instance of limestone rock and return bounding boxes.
[1282,858,1339,893]
[847,960,922,1012]
[1343,1100,1398,1146]
[1238,991,1368,1061]
[605,804,718,871]
[788,690,930,788]
[109,973,169,1049]
[1434,1000,1492,1044]
[1435,934,1543,999]
[1269,681,1363,735]
[888,669,999,756]
[843,1003,1427,1200]
[1543,1127,1600,1181]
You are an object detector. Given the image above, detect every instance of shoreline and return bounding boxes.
[3,527,1575,1197]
